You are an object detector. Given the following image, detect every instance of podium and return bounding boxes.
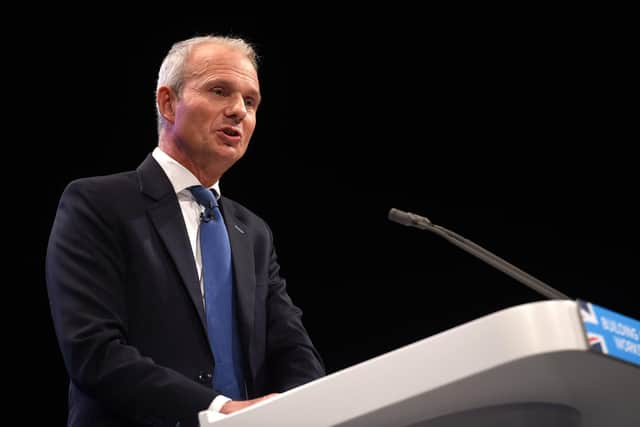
[199,301,640,426]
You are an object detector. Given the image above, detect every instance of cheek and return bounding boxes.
[243,118,257,140]
[184,99,215,121]
[176,103,208,128]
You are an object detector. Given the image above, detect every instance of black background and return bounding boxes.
[12,8,636,424]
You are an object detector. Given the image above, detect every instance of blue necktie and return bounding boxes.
[189,185,245,400]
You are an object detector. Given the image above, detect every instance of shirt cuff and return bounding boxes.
[209,395,232,413]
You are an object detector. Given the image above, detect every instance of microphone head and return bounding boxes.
[388,208,413,226]
[388,208,433,229]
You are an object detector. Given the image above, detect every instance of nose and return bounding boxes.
[224,93,248,123]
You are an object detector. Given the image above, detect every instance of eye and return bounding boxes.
[210,87,225,96]
[244,97,259,110]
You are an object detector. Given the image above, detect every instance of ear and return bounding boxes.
[157,86,176,125]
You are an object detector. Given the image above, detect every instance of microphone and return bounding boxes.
[201,209,216,223]
[388,208,570,300]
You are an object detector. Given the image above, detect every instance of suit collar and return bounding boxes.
[137,153,174,201]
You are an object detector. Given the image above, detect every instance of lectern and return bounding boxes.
[199,300,640,427]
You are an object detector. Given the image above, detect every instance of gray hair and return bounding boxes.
[155,35,258,132]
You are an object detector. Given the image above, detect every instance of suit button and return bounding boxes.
[197,371,213,385]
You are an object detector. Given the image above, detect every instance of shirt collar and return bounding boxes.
[152,147,221,199]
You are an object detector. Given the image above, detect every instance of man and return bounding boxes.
[46,35,325,427]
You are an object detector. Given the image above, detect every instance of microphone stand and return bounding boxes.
[388,208,570,300]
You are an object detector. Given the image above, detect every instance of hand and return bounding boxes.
[220,393,280,415]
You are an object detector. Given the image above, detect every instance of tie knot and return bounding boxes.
[189,186,220,223]
[189,185,218,209]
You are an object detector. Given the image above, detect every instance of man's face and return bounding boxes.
[172,43,261,172]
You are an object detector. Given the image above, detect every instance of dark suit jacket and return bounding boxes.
[46,155,325,427]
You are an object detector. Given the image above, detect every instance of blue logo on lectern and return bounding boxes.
[578,300,640,367]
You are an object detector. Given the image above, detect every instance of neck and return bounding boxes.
[158,138,223,187]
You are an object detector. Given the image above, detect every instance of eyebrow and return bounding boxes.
[206,78,261,101]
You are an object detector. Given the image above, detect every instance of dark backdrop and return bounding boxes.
[15,9,635,424]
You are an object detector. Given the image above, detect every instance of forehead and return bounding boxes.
[186,43,259,85]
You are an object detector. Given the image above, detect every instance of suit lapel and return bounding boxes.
[137,156,207,334]
[137,155,257,376]
[220,199,256,375]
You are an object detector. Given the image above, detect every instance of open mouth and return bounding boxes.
[221,128,240,137]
